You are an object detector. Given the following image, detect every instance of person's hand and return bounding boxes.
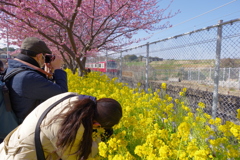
[44,63,53,74]
[47,55,63,71]
[100,128,114,142]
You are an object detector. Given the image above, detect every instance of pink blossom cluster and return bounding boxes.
[0,0,179,71]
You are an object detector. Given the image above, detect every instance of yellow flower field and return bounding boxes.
[67,70,240,160]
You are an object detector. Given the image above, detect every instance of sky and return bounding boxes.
[130,0,240,48]
[0,0,240,49]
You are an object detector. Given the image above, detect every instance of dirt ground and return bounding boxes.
[150,80,240,97]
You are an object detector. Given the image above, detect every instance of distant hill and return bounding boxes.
[0,47,16,51]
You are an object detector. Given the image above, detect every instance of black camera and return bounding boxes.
[45,54,55,63]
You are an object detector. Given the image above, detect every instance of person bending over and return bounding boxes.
[0,92,122,160]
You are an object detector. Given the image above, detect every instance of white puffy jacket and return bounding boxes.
[0,92,100,160]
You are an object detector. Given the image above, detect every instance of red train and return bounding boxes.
[85,60,119,74]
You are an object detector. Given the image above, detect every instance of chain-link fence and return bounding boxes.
[87,18,240,123]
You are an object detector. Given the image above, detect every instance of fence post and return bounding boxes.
[190,69,192,80]
[238,68,240,90]
[228,67,231,81]
[198,68,200,82]
[106,50,108,74]
[119,51,123,82]
[145,42,150,92]
[223,68,225,81]
[228,68,230,88]
[212,20,223,119]
[209,67,212,80]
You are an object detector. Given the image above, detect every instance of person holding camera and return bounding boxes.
[5,37,68,125]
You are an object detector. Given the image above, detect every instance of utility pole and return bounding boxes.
[7,27,9,58]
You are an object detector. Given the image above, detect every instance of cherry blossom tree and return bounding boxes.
[0,0,179,74]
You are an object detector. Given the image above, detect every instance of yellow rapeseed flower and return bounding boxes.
[177,122,191,139]
[230,124,240,140]
[98,142,108,158]
[158,145,170,158]
[182,88,187,92]
[137,82,141,87]
[167,97,173,102]
[204,113,211,119]
[175,99,180,104]
[194,149,210,160]
[227,145,240,158]
[237,109,240,119]
[179,92,185,96]
[161,83,167,90]
[198,102,206,108]
[187,140,199,158]
[66,70,240,159]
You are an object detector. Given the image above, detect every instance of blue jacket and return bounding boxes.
[6,59,68,123]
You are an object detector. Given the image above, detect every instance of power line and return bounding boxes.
[164,9,240,39]
[151,0,237,36]
[194,10,240,28]
[127,0,238,49]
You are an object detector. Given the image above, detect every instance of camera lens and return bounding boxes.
[45,55,52,63]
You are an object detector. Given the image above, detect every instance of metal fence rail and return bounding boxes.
[90,18,240,123]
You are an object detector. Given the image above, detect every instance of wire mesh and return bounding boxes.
[89,19,240,123]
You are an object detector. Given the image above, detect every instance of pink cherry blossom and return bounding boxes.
[0,0,180,74]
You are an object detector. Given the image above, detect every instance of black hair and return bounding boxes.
[51,97,122,160]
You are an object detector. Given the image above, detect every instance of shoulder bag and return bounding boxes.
[35,94,76,160]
